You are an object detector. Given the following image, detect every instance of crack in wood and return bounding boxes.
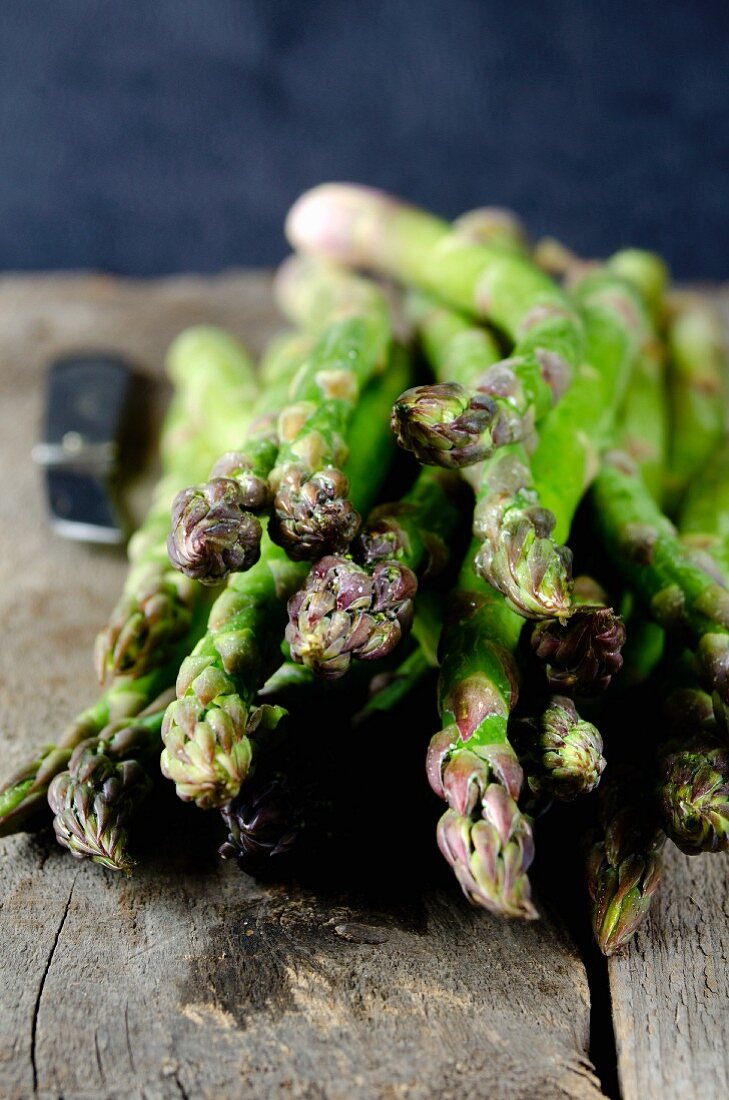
[93,1028,106,1086]
[30,872,77,1094]
[124,1000,136,1075]
[173,1069,189,1100]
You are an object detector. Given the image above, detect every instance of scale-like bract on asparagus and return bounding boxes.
[97,326,260,682]
[266,257,393,561]
[161,535,306,808]
[426,546,537,919]
[219,773,305,871]
[168,335,312,584]
[286,467,465,679]
[286,555,417,681]
[47,705,170,872]
[470,439,574,619]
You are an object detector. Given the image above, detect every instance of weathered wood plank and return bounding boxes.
[608,845,729,1100]
[0,272,603,1100]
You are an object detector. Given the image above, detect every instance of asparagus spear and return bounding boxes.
[426,543,537,918]
[287,184,583,434]
[219,771,306,872]
[161,346,414,808]
[263,256,393,561]
[586,764,665,956]
[469,266,648,618]
[1,327,259,836]
[590,450,729,711]
[452,207,529,253]
[0,662,179,835]
[163,326,261,453]
[607,249,669,328]
[168,334,312,583]
[392,294,505,467]
[513,696,605,801]
[664,293,726,513]
[391,207,530,468]
[658,729,729,855]
[678,438,729,581]
[96,326,259,681]
[654,673,729,854]
[531,576,625,695]
[285,467,465,678]
[47,695,172,872]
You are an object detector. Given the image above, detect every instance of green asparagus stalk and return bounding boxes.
[96,327,260,681]
[264,256,393,561]
[469,266,647,618]
[452,207,529,253]
[391,207,532,468]
[616,337,668,505]
[167,334,313,583]
[607,249,669,328]
[1,327,259,835]
[664,293,726,512]
[161,346,414,808]
[590,450,729,712]
[0,662,180,835]
[287,184,583,440]
[426,544,537,919]
[163,326,261,454]
[513,696,605,801]
[285,467,466,678]
[678,438,729,581]
[47,695,172,872]
[586,765,665,956]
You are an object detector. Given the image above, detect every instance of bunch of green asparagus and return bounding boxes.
[2,184,727,958]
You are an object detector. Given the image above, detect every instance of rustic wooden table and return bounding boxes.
[0,273,727,1100]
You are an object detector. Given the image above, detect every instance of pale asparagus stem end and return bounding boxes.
[285,183,400,267]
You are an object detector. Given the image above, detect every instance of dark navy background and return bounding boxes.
[1,1,728,277]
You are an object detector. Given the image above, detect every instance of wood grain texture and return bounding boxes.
[608,845,729,1100]
[0,273,603,1100]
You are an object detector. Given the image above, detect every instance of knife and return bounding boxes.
[32,353,133,544]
